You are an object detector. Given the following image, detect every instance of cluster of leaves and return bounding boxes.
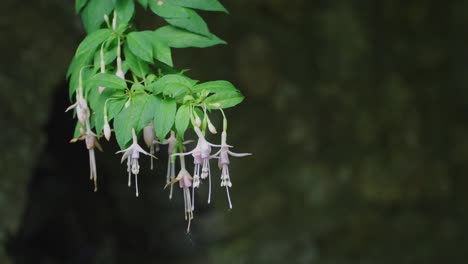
[68,0,244,148]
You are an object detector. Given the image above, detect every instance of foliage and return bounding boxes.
[66,0,248,232]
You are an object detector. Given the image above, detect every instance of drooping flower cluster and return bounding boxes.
[66,4,248,233]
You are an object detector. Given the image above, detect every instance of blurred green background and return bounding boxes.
[2,0,468,263]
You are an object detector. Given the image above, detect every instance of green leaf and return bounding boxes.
[114,94,159,148]
[75,0,89,14]
[76,29,113,58]
[154,97,176,141]
[204,91,244,109]
[87,73,128,90]
[67,49,95,80]
[149,74,193,98]
[137,0,148,9]
[153,26,226,48]
[81,0,115,33]
[115,0,135,26]
[151,37,173,66]
[149,2,190,18]
[165,8,211,36]
[90,88,126,136]
[126,31,154,63]
[165,0,228,13]
[192,80,238,94]
[175,104,191,136]
[123,44,150,78]
[137,95,160,131]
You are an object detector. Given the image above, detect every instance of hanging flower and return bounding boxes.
[69,119,103,192]
[143,122,159,170]
[66,96,90,124]
[211,131,251,209]
[116,128,157,197]
[160,131,193,199]
[174,126,220,205]
[165,155,193,233]
[85,131,102,192]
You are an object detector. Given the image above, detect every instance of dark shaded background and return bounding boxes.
[2,0,468,263]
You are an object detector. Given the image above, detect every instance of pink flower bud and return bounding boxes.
[143,123,155,148]
[104,122,111,141]
[99,86,106,94]
[116,69,125,80]
[208,120,217,134]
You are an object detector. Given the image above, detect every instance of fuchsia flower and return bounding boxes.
[143,123,159,170]
[211,132,251,209]
[66,96,90,124]
[175,126,220,207]
[165,155,194,233]
[160,131,178,199]
[117,128,157,197]
[177,167,193,232]
[85,130,102,192]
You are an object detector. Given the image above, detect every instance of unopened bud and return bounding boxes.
[208,119,217,134]
[104,14,110,25]
[112,11,117,30]
[194,114,201,127]
[143,123,155,147]
[99,86,106,94]
[116,69,125,80]
[103,122,111,141]
[157,0,164,6]
[125,99,131,109]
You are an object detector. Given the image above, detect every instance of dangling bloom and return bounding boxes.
[116,128,157,197]
[143,122,159,170]
[174,126,220,205]
[103,116,112,141]
[211,131,251,209]
[85,131,102,192]
[98,45,106,94]
[116,37,125,80]
[66,69,90,124]
[66,95,90,124]
[160,131,192,199]
[69,119,103,192]
[165,155,193,233]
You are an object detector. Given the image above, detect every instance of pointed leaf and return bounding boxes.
[153,26,225,48]
[81,0,115,33]
[126,31,154,62]
[149,2,190,18]
[205,91,244,109]
[165,0,228,13]
[165,9,210,36]
[149,74,193,98]
[175,104,190,136]
[124,44,150,78]
[114,94,158,148]
[151,38,173,66]
[87,73,128,90]
[115,0,135,26]
[192,80,238,94]
[154,97,176,141]
[76,29,113,57]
